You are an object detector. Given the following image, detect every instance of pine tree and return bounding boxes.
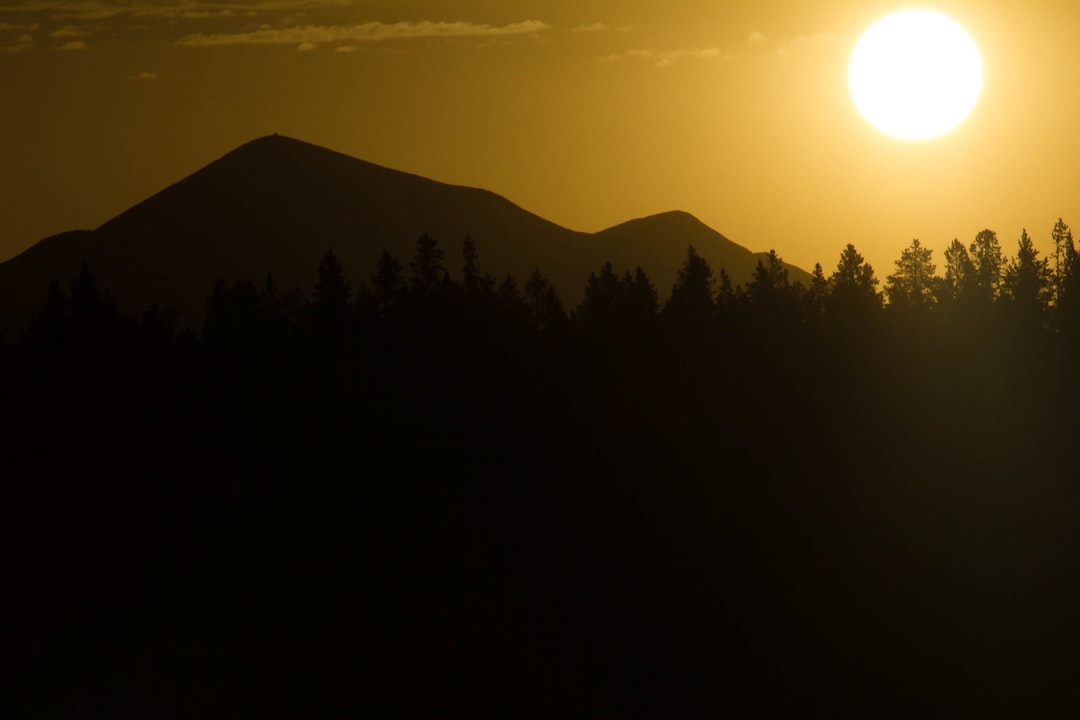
[941,238,977,305]
[312,250,351,321]
[372,250,404,316]
[627,267,659,321]
[885,238,937,313]
[578,262,623,330]
[525,268,566,331]
[746,250,790,305]
[970,229,1003,302]
[802,262,829,324]
[828,243,881,318]
[1002,229,1051,317]
[410,233,447,294]
[663,245,715,332]
[1051,218,1074,305]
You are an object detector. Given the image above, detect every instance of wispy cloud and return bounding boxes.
[572,22,611,33]
[176,19,551,49]
[0,1,311,20]
[0,33,35,52]
[58,38,85,49]
[130,70,159,80]
[0,21,40,31]
[742,29,841,57]
[49,24,87,37]
[601,46,722,68]
[779,32,840,55]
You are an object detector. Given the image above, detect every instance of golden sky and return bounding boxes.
[2,0,1079,278]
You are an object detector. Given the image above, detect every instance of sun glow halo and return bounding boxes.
[849,10,983,140]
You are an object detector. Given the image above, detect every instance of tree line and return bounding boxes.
[6,223,1080,717]
[9,218,1080,354]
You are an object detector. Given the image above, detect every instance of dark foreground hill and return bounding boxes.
[0,134,809,329]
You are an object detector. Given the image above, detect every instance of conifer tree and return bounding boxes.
[970,229,1004,302]
[941,238,977,306]
[1002,229,1051,317]
[885,238,937,313]
[664,245,715,332]
[1051,218,1074,305]
[310,250,352,332]
[410,233,447,294]
[525,268,565,331]
[828,243,880,319]
[372,251,404,316]
[802,262,829,324]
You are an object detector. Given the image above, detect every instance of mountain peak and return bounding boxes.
[0,136,810,330]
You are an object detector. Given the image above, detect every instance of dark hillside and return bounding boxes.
[0,135,810,329]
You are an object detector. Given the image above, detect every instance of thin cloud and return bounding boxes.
[176,19,551,48]
[130,70,159,80]
[296,40,317,51]
[744,29,841,55]
[602,47,721,68]
[572,22,611,33]
[54,8,117,20]
[0,33,35,51]
[781,31,840,54]
[334,44,358,53]
[733,29,840,59]
[49,24,87,38]
[59,38,85,49]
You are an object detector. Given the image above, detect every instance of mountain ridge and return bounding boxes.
[0,134,811,329]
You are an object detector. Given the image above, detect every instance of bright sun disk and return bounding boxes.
[849,10,983,140]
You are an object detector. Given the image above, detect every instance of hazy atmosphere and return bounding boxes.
[13,3,1080,716]
[4,0,1080,274]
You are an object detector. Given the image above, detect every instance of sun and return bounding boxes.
[849,10,983,140]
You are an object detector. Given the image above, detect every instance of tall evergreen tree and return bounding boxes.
[802,262,830,325]
[1051,218,1074,305]
[525,268,566,331]
[578,262,624,331]
[746,250,790,305]
[626,267,659,322]
[308,250,352,336]
[746,250,798,326]
[1002,229,1051,318]
[940,238,977,306]
[372,251,405,316]
[970,229,1004,303]
[828,243,881,321]
[663,245,715,333]
[410,233,447,294]
[885,238,937,313]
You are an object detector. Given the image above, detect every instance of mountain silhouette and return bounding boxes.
[0,134,811,328]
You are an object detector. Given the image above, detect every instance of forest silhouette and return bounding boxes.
[6,223,1080,717]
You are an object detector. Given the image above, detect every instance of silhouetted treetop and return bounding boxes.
[886,238,936,313]
[372,250,405,316]
[664,245,715,332]
[305,250,352,340]
[410,233,448,294]
[970,229,1004,302]
[941,238,977,308]
[1002,229,1051,317]
[828,244,881,323]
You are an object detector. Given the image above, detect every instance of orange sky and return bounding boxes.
[3,1,1080,279]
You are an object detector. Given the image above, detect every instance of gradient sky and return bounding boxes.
[3,0,1080,278]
